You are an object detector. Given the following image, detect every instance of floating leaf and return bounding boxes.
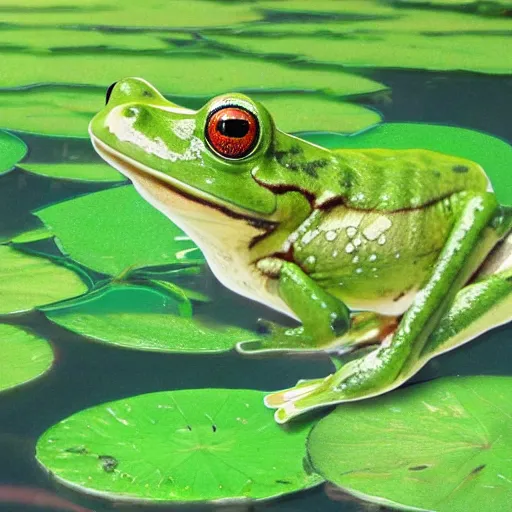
[0,53,386,97]
[0,28,173,52]
[303,123,512,204]
[7,226,53,244]
[0,246,89,315]
[37,388,321,503]
[0,0,261,28]
[0,130,27,175]
[0,324,54,392]
[35,185,204,277]
[44,283,259,353]
[256,94,381,134]
[307,376,512,512]
[210,32,512,74]
[20,163,125,183]
[0,86,381,137]
[222,9,512,36]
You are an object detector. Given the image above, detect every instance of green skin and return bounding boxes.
[90,78,512,424]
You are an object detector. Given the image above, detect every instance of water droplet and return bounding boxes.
[377,234,386,245]
[345,243,355,254]
[353,237,362,247]
[352,255,359,263]
[305,255,316,265]
[369,254,377,262]
[355,267,363,274]
[395,252,401,259]
[332,250,339,258]
[346,227,357,238]
[325,230,337,242]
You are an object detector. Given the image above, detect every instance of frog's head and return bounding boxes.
[89,77,281,220]
[89,78,332,287]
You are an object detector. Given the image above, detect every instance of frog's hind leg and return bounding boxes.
[266,195,511,423]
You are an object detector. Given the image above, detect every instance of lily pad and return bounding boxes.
[7,226,53,244]
[0,53,386,98]
[0,0,261,28]
[307,376,512,512]
[256,94,381,134]
[35,185,204,277]
[36,388,321,503]
[0,130,27,175]
[210,32,512,74]
[303,123,512,205]
[221,10,512,36]
[0,324,54,392]
[43,283,260,353]
[0,246,89,315]
[0,28,173,52]
[20,163,125,183]
[0,86,381,138]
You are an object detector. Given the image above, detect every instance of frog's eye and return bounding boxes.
[205,106,259,159]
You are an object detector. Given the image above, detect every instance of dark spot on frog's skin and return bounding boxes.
[212,425,217,433]
[470,464,486,475]
[453,165,469,173]
[98,455,119,473]
[187,425,192,431]
[431,170,441,178]
[409,464,430,471]
[275,479,292,485]
[65,446,88,455]
[506,275,512,283]
[273,145,327,178]
[142,90,152,97]
[393,291,406,302]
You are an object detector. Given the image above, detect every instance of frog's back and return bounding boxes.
[334,149,491,211]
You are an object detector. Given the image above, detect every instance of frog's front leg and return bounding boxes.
[236,257,351,354]
[268,192,506,423]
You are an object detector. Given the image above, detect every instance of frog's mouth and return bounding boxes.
[90,135,277,233]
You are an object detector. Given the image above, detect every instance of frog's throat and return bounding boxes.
[90,135,277,230]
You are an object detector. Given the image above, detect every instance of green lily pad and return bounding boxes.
[393,0,511,16]
[7,226,53,244]
[307,376,512,512]
[303,123,512,205]
[0,53,386,98]
[0,86,381,138]
[20,163,125,182]
[0,246,89,315]
[0,130,27,175]
[44,283,258,353]
[222,9,512,36]
[37,388,321,503]
[210,32,512,74]
[0,324,54,392]
[0,0,261,28]
[0,28,174,52]
[35,185,204,277]
[256,94,381,134]
[257,0,397,16]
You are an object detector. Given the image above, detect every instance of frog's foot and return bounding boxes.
[265,343,402,424]
[236,319,321,355]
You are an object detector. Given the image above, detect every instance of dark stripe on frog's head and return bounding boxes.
[452,165,469,173]
[273,144,328,179]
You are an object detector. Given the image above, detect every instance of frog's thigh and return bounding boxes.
[420,229,512,363]
[262,258,350,344]
[340,192,500,394]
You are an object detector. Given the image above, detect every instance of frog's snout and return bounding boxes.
[105,82,118,105]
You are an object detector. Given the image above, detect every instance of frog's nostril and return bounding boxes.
[105,82,118,105]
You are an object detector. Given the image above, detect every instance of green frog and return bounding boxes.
[90,78,512,424]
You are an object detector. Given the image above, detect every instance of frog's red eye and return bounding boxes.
[206,106,259,159]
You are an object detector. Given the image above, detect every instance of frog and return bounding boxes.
[89,77,512,424]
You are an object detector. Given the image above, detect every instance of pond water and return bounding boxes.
[0,2,511,511]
